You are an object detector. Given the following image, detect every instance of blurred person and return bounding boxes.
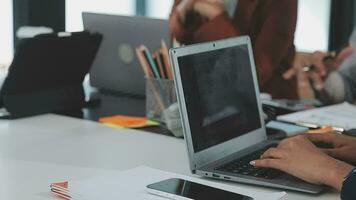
[169,0,299,99]
[251,134,356,200]
[284,28,356,102]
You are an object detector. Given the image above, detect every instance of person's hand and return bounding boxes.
[283,47,354,91]
[308,133,356,166]
[193,0,225,20]
[283,53,325,93]
[283,52,326,81]
[284,53,318,98]
[251,135,354,191]
[326,46,354,71]
[177,0,197,23]
[295,57,316,98]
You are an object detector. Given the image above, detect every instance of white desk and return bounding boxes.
[0,114,339,200]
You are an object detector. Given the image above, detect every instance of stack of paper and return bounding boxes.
[50,166,287,200]
[277,102,356,130]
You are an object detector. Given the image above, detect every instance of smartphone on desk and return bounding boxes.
[147,178,254,200]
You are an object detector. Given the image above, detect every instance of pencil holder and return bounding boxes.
[146,77,177,122]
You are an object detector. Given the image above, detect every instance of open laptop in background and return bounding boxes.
[83,13,170,97]
[170,36,324,194]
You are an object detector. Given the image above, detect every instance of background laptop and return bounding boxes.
[83,13,170,97]
[170,36,324,194]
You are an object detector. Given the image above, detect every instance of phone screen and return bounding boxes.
[147,178,254,200]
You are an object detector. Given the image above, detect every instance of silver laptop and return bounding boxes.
[170,36,324,194]
[83,13,170,96]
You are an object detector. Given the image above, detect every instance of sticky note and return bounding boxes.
[99,115,160,129]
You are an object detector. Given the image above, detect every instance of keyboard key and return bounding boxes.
[216,144,282,180]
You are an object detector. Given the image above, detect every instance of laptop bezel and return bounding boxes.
[170,36,267,172]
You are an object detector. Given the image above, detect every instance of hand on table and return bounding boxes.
[251,135,354,191]
[308,133,356,166]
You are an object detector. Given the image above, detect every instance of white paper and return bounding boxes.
[59,166,287,200]
[277,102,356,130]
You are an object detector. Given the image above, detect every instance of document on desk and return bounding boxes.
[50,166,287,200]
[277,102,356,130]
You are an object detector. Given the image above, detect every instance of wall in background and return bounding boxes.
[0,0,13,65]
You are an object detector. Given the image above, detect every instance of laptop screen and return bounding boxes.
[178,44,261,153]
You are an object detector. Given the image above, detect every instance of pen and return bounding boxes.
[278,120,344,132]
[294,121,320,129]
[307,126,334,134]
[277,120,320,129]
[158,50,169,79]
[160,40,174,80]
[296,121,344,133]
[136,46,153,77]
[154,50,166,79]
[142,46,161,79]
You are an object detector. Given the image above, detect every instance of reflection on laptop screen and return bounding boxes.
[178,44,261,153]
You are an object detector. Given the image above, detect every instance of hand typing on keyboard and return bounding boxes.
[250,135,353,191]
[216,144,283,179]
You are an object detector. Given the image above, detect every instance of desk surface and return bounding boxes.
[0,114,339,200]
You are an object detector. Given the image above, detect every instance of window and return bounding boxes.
[295,0,331,52]
[0,0,13,66]
[66,0,136,32]
[67,0,331,52]
[146,0,174,19]
[146,0,331,52]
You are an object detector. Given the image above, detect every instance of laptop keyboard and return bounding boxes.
[215,144,284,180]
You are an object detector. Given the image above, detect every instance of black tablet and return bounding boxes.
[0,31,102,118]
